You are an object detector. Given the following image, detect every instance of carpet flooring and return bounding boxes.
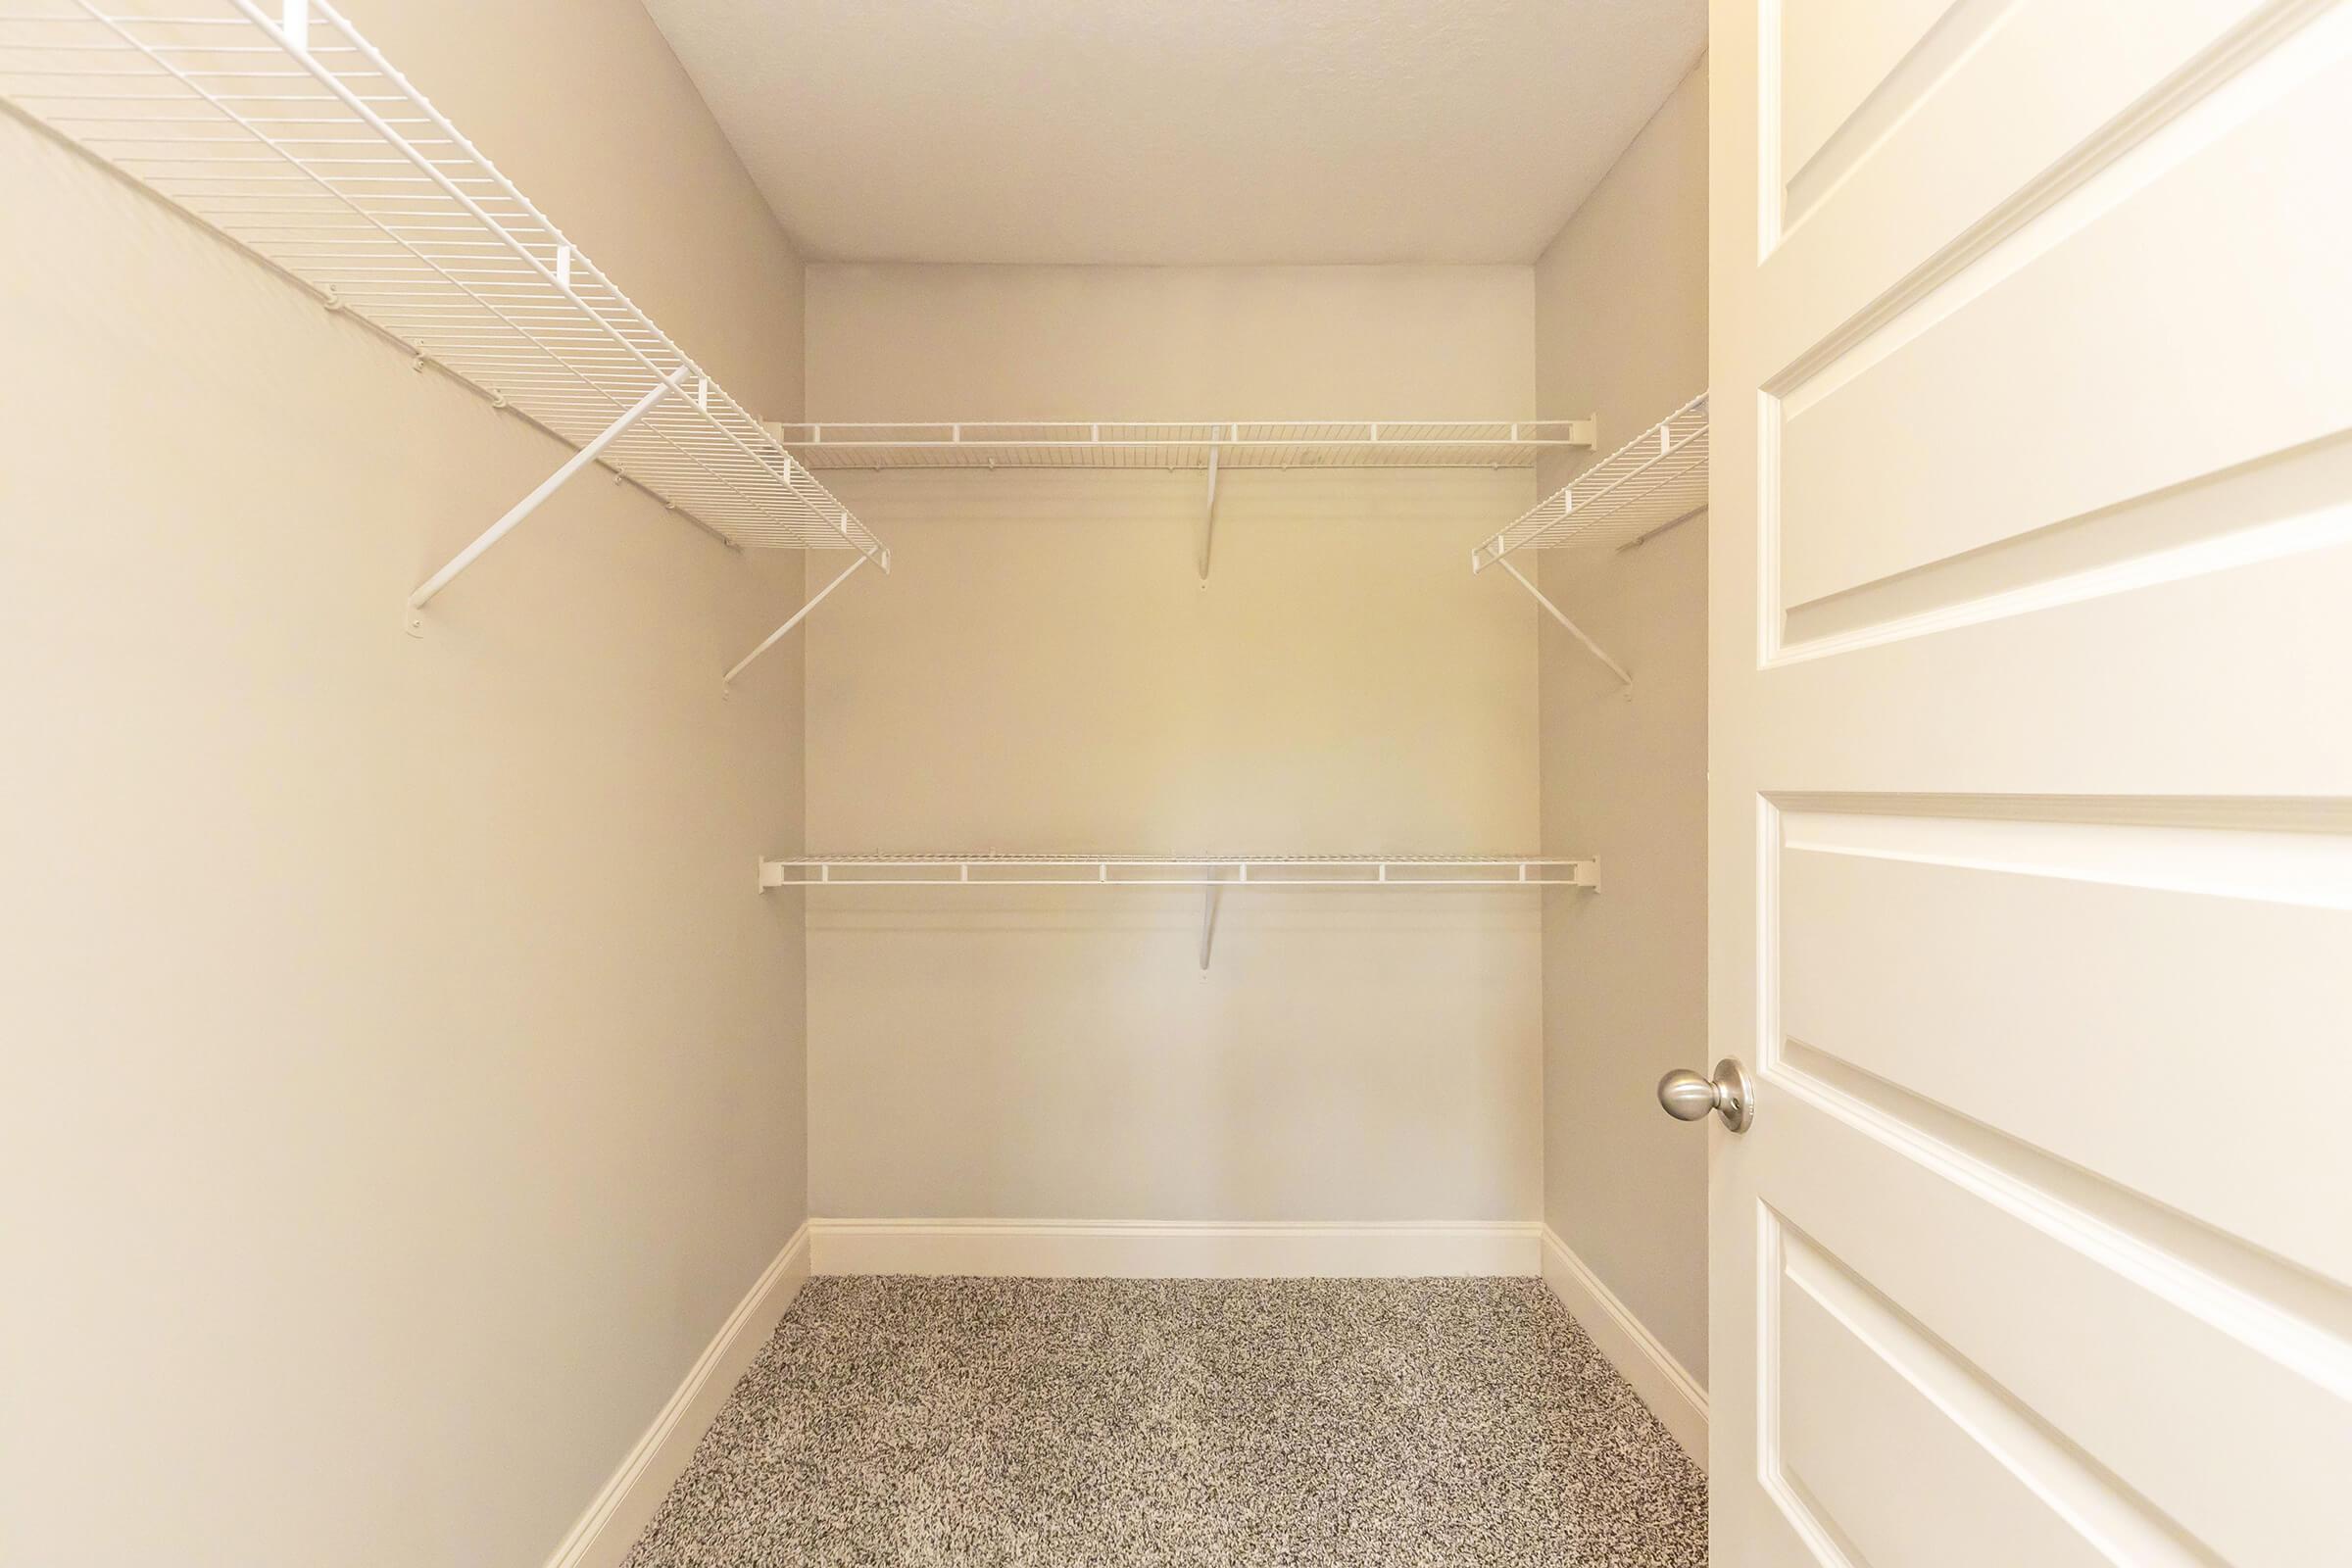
[621,1276,1707,1567]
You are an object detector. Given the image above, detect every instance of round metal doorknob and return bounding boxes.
[1656,1069,1721,1120]
[1656,1058,1755,1133]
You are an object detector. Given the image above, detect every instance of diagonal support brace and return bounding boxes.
[1199,884,1219,972]
[407,367,686,631]
[723,548,876,688]
[1197,444,1220,582]
[1496,558,1631,685]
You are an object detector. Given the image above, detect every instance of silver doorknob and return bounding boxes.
[1657,1058,1755,1133]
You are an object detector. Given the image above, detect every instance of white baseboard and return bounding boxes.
[1539,1225,1708,1470]
[810,1218,1542,1279]
[542,1221,810,1568]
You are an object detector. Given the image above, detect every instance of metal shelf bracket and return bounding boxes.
[406,368,687,634]
[1494,559,1631,685]
[722,542,887,688]
[1198,444,1220,583]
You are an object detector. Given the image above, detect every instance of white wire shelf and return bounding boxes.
[763,419,1596,471]
[1466,394,1707,686]
[0,0,886,589]
[763,854,1597,969]
[1470,394,1708,572]
[760,855,1599,889]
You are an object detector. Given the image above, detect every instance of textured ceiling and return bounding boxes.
[640,0,1706,265]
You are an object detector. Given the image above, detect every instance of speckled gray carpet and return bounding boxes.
[622,1276,1706,1567]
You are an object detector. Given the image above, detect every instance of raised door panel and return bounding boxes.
[1760,1098,2351,1566]
[1763,0,2285,348]
[1772,1219,2209,1566]
[1771,9,2352,616]
[1774,0,1953,210]
[1778,800,2352,1289]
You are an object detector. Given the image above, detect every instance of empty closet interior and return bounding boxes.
[5,2,1714,1563]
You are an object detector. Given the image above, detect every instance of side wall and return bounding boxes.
[801,265,1548,1229]
[0,3,814,1563]
[1532,63,1713,1384]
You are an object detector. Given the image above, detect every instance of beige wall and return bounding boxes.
[802,265,1547,1220]
[0,4,813,1564]
[1531,61,1712,1382]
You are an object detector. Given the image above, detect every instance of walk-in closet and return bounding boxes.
[10,2,2348,1564]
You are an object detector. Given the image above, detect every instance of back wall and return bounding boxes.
[801,265,1547,1223]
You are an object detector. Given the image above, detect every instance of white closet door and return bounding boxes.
[1706,1,2352,1563]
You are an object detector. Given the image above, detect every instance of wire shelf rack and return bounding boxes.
[1470,394,1708,571]
[760,855,1599,888]
[765,420,1595,471]
[762,854,1599,967]
[0,0,885,564]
